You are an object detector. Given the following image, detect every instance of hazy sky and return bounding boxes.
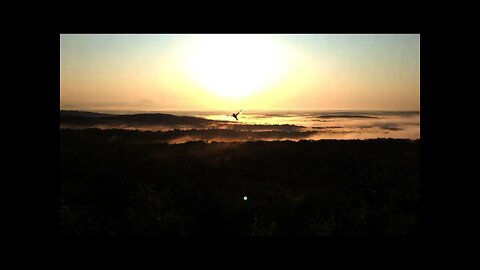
[60,34,420,111]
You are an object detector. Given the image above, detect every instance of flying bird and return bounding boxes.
[228,110,243,121]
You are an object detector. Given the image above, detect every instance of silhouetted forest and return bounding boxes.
[60,128,319,144]
[60,128,420,236]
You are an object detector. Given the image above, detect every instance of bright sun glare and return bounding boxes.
[182,34,289,99]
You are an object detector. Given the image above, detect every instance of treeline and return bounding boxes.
[60,129,420,236]
[60,128,319,143]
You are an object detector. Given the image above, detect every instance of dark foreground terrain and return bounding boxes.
[61,128,420,236]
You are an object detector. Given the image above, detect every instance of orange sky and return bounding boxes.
[60,34,420,111]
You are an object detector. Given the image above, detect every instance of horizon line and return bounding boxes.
[60,108,421,113]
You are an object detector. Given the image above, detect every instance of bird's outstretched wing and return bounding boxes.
[229,110,243,120]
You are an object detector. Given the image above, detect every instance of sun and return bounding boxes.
[182,34,289,99]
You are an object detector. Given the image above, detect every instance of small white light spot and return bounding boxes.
[244,196,247,201]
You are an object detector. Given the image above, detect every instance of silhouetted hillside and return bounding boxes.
[59,110,309,133]
[60,110,217,128]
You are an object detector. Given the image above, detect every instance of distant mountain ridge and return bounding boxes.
[60,110,115,118]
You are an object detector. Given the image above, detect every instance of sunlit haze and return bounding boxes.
[60,34,419,112]
[60,34,422,236]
